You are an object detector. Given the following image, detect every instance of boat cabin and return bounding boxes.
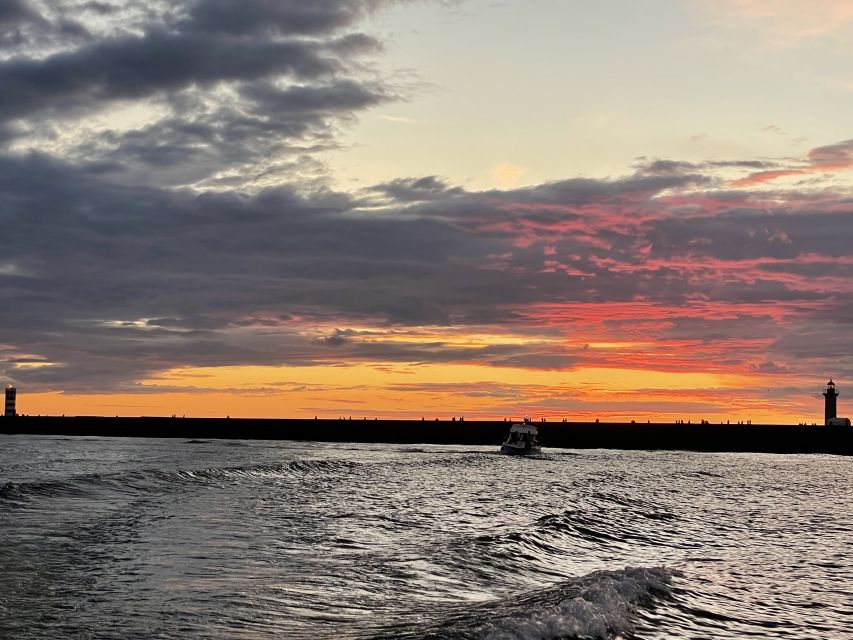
[505,424,539,445]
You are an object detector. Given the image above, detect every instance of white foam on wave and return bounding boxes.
[481,566,678,640]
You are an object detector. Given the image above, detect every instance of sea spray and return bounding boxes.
[478,567,679,640]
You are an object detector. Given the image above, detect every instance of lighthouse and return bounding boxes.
[823,380,851,427]
[4,385,15,417]
[823,379,838,423]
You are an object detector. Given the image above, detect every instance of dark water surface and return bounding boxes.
[1,436,851,639]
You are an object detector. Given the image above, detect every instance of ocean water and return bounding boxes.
[1,436,851,639]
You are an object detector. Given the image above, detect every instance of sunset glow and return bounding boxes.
[2,1,853,425]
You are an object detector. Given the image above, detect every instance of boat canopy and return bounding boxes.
[507,424,539,435]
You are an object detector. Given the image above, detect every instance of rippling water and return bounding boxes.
[1,435,851,639]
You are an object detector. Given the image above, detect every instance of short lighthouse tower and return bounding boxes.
[824,379,839,425]
[4,385,16,417]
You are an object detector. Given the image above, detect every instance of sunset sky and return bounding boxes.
[2,0,853,423]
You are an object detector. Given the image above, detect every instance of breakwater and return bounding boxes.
[2,415,852,455]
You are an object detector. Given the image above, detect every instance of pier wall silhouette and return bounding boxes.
[2,416,852,455]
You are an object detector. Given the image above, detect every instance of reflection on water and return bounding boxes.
[1,436,851,639]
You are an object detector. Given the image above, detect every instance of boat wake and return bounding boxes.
[374,566,679,640]
[0,458,361,505]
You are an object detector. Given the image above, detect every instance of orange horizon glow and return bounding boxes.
[14,360,827,426]
[7,301,837,427]
[5,290,842,427]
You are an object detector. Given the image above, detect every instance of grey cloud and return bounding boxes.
[645,208,853,261]
[79,2,118,15]
[751,360,791,374]
[371,176,466,202]
[635,158,776,176]
[182,0,391,37]
[0,30,342,123]
[80,79,390,185]
[0,0,121,52]
[4,150,851,392]
[634,159,699,176]
[311,336,578,370]
[54,17,91,40]
[0,0,38,23]
[0,152,587,390]
[0,0,389,125]
[707,160,776,169]
[0,0,44,47]
[243,79,389,118]
[312,328,357,347]
[0,0,397,189]
[772,328,853,361]
[500,173,708,205]
[663,316,780,342]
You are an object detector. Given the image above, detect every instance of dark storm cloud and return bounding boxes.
[0,0,391,124]
[0,0,398,187]
[0,150,585,388]
[0,151,487,389]
[0,31,345,123]
[4,142,853,392]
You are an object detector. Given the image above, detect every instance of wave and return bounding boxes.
[0,458,360,505]
[534,509,672,548]
[0,477,90,503]
[464,503,680,565]
[375,566,680,640]
[411,452,498,468]
[0,449,526,507]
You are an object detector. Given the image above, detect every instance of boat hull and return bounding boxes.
[500,444,542,455]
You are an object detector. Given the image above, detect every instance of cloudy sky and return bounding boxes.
[2,0,853,422]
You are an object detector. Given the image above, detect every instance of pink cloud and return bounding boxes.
[732,139,853,186]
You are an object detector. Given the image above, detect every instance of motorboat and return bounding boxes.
[500,417,542,455]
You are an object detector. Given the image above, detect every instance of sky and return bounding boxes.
[2,0,853,423]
